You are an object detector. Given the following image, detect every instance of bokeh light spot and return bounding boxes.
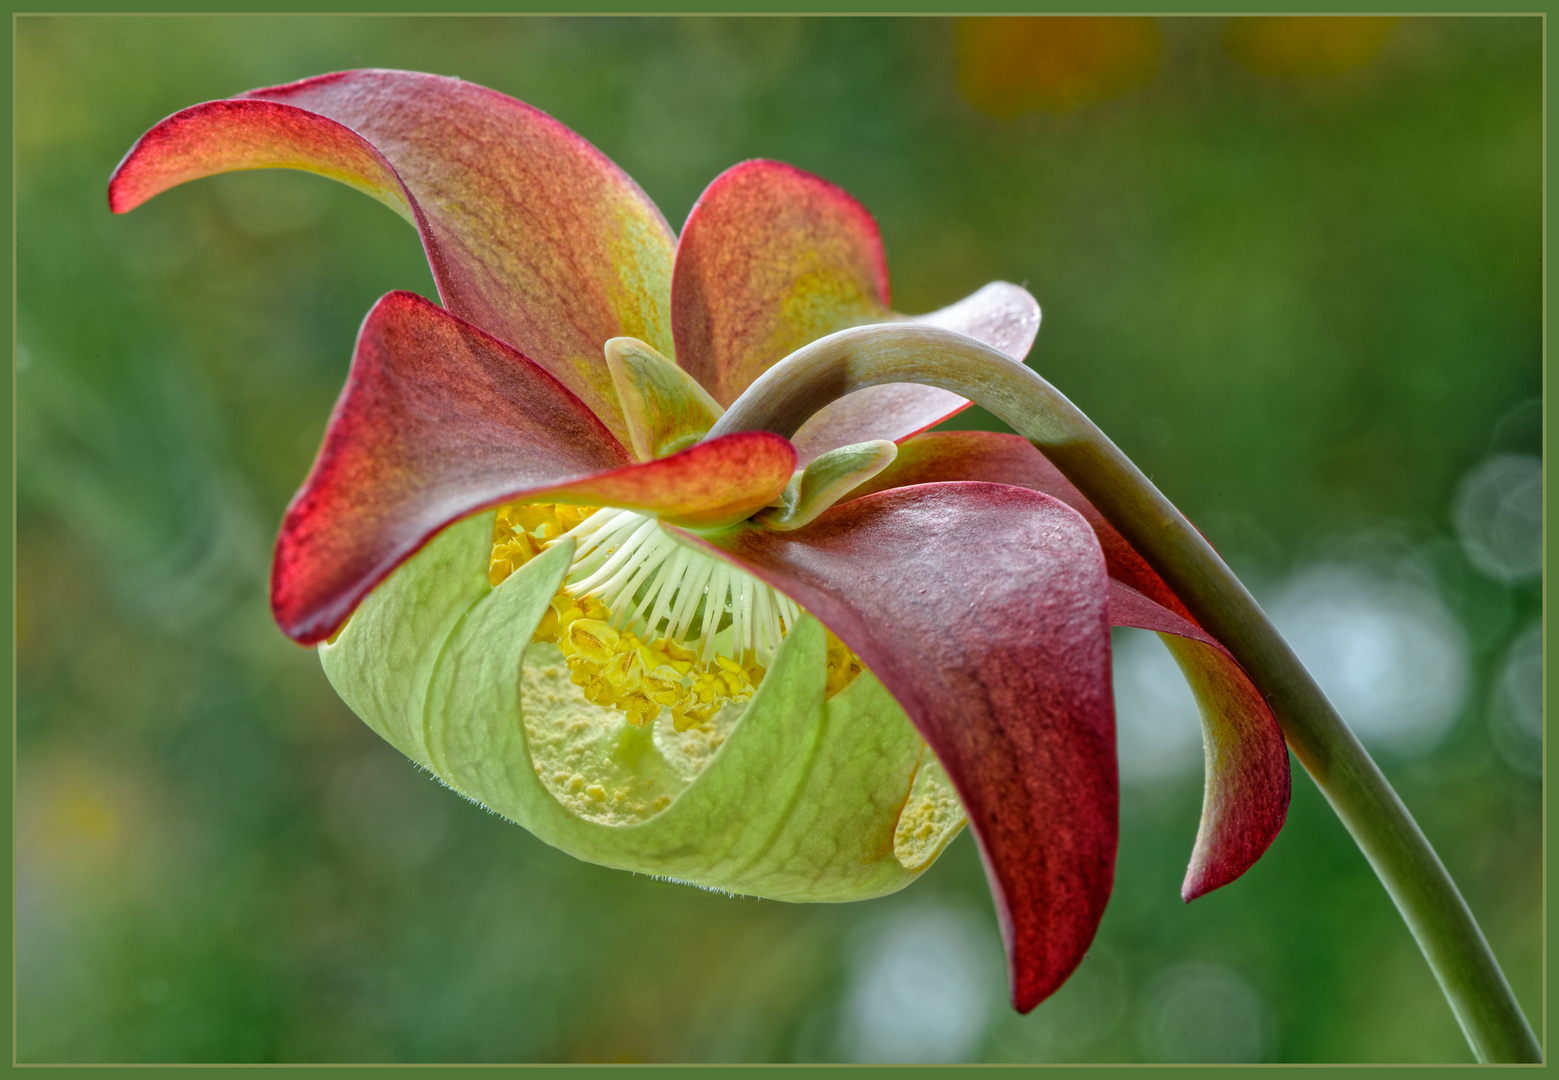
[1454,454,1542,583]
[955,16,1161,120]
[1490,622,1542,778]
[1141,962,1270,1062]
[1224,16,1400,79]
[18,754,161,904]
[1268,563,1468,754]
[1111,628,1204,786]
[841,905,1000,1063]
[44,784,121,846]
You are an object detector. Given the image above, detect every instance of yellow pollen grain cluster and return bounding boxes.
[490,503,597,587]
[492,502,800,732]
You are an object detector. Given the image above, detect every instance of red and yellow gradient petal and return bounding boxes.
[672,159,893,406]
[672,161,1041,460]
[109,69,675,446]
[695,483,1116,1013]
[107,97,415,223]
[273,291,794,647]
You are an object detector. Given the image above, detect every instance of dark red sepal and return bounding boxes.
[854,430,1290,900]
[695,482,1116,1012]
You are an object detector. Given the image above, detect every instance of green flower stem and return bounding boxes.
[710,324,1542,1063]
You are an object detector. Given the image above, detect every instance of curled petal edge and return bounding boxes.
[110,70,679,444]
[1109,580,1291,901]
[670,161,1040,461]
[280,430,795,646]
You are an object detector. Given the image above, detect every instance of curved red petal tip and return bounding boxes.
[698,482,1116,1012]
[673,159,891,406]
[108,97,409,216]
[111,69,676,446]
[1108,580,1291,901]
[271,291,633,646]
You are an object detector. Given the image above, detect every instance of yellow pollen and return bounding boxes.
[490,501,864,731]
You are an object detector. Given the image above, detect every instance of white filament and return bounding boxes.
[553,508,802,665]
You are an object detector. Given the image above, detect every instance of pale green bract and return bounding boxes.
[318,510,968,901]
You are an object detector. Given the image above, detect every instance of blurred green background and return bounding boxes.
[16,15,1541,1064]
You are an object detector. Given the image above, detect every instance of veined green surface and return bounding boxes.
[321,512,959,902]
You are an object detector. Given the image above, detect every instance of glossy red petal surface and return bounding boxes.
[1108,580,1291,901]
[672,160,892,406]
[700,482,1116,1012]
[852,430,1194,619]
[111,70,676,445]
[273,292,792,646]
[789,283,1042,464]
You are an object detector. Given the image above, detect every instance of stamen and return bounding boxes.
[640,545,690,637]
[700,561,729,663]
[567,515,659,596]
[668,558,714,645]
[491,501,864,732]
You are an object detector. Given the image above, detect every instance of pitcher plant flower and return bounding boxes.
[109,70,1538,1058]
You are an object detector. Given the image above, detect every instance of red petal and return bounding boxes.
[110,70,676,445]
[1106,581,1291,901]
[696,482,1115,1012]
[273,291,792,646]
[852,430,1194,620]
[545,432,795,531]
[672,160,892,406]
[851,431,1289,897]
[108,97,412,219]
[790,283,1042,464]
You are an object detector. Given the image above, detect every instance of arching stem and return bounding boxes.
[708,324,1542,1064]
